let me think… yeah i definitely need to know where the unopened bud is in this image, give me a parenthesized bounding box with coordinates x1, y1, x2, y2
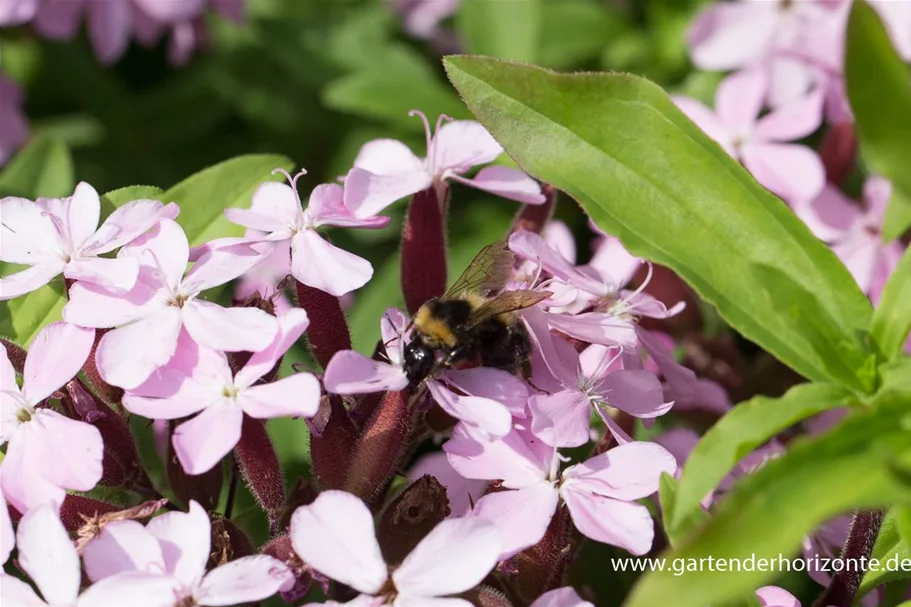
(820, 122, 857, 188)
(401, 186, 448, 315)
(310, 396, 357, 491)
(469, 585, 515, 607)
(510, 504, 576, 604)
(74, 498, 168, 552)
(208, 514, 255, 568)
(235, 415, 285, 536)
(82, 329, 124, 404)
(59, 495, 121, 533)
(377, 475, 450, 565)
(0, 338, 26, 373)
(295, 284, 352, 369)
(166, 420, 223, 511)
(509, 183, 557, 236)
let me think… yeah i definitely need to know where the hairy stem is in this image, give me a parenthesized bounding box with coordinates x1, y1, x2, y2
(811, 509, 885, 607)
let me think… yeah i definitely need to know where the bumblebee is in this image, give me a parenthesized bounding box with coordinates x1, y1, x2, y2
(402, 240, 551, 388)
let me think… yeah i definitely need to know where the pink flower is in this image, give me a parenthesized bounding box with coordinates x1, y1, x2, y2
(673, 70, 825, 204)
(225, 170, 386, 297)
(0, 489, 12, 565)
(0, 182, 176, 300)
(233, 229, 293, 314)
(0, 505, 91, 606)
(64, 218, 277, 389)
(755, 586, 801, 607)
(531, 587, 595, 607)
(796, 177, 905, 294)
(324, 307, 513, 439)
(290, 490, 502, 606)
(687, 0, 841, 107)
(80, 500, 291, 607)
(446, 427, 676, 558)
(0, 73, 28, 167)
(1, 0, 243, 65)
(123, 308, 319, 474)
(395, 0, 460, 39)
(0, 321, 103, 513)
(344, 110, 546, 218)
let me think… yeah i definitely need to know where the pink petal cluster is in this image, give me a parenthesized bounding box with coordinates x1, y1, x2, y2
(1, 182, 176, 300)
(0, 0, 244, 65)
(0, 321, 103, 513)
(123, 308, 320, 474)
(0, 72, 28, 167)
(291, 490, 502, 607)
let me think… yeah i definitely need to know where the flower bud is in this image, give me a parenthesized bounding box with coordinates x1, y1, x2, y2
(468, 586, 515, 607)
(344, 389, 412, 506)
(0, 337, 26, 373)
(310, 395, 358, 491)
(82, 329, 124, 405)
(295, 283, 351, 369)
(59, 495, 121, 533)
(510, 504, 576, 605)
(401, 185, 448, 315)
(209, 514, 255, 568)
(509, 183, 557, 235)
(820, 121, 857, 188)
(235, 415, 285, 536)
(74, 499, 168, 552)
(377, 474, 450, 565)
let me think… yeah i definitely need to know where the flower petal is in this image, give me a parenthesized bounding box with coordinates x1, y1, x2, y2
(754, 89, 824, 142)
(323, 350, 408, 395)
(77, 572, 183, 607)
(83, 200, 177, 254)
(183, 242, 266, 292)
(408, 453, 487, 517)
(431, 120, 502, 173)
(291, 230, 373, 296)
(0, 262, 64, 301)
(289, 490, 388, 595)
(546, 311, 637, 348)
(0, 432, 66, 512)
(444, 425, 550, 489)
(240, 372, 321, 419)
(426, 380, 512, 440)
(63, 280, 161, 328)
(122, 218, 188, 293)
(755, 586, 801, 607)
(458, 166, 545, 204)
(353, 138, 425, 176)
(562, 441, 677, 501)
(688, 2, 777, 71)
(28, 409, 103, 491)
(0, 196, 65, 264)
(740, 142, 825, 203)
(86, 0, 130, 63)
(182, 300, 278, 353)
(23, 321, 94, 404)
(715, 69, 767, 133)
(393, 517, 501, 597)
(342, 167, 432, 219)
(172, 401, 244, 475)
(0, 490, 12, 565)
(83, 520, 165, 582)
(562, 490, 655, 555)
(64, 182, 102, 249)
(528, 389, 592, 448)
(672, 97, 733, 154)
(597, 370, 673, 419)
(442, 367, 529, 417)
(65, 256, 139, 293)
(196, 555, 292, 606)
(470, 484, 558, 560)
(235, 307, 309, 388)
(530, 587, 594, 607)
(146, 501, 211, 588)
(17, 504, 81, 605)
(96, 307, 183, 389)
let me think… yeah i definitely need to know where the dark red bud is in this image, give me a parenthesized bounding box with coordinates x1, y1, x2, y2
(166, 420, 223, 511)
(377, 475, 451, 564)
(262, 535, 329, 603)
(65, 380, 151, 490)
(401, 185, 448, 315)
(509, 504, 576, 604)
(344, 390, 413, 507)
(277, 476, 319, 533)
(208, 514, 255, 568)
(59, 495, 120, 532)
(0, 338, 26, 373)
(82, 329, 124, 405)
(295, 283, 352, 369)
(468, 586, 515, 607)
(820, 122, 858, 188)
(310, 396, 358, 491)
(235, 415, 285, 536)
(424, 401, 458, 434)
(509, 183, 557, 236)
(74, 499, 168, 552)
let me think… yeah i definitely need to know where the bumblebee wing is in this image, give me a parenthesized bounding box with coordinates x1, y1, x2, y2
(444, 240, 514, 298)
(468, 289, 552, 325)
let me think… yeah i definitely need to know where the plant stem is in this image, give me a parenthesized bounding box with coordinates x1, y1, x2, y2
(811, 509, 884, 607)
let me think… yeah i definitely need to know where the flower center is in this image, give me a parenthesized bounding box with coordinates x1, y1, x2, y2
(379, 577, 398, 604)
(169, 292, 191, 308)
(222, 385, 240, 399)
(16, 406, 33, 423)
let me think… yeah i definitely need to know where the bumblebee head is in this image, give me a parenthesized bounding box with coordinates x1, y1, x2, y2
(403, 336, 435, 387)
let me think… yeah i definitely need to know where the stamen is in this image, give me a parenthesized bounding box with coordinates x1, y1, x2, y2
(143, 249, 178, 296)
(431, 113, 453, 177)
(408, 109, 433, 157)
(271, 167, 308, 203)
(588, 345, 623, 387)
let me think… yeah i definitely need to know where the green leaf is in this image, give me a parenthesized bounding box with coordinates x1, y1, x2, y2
(659, 472, 710, 549)
(457, 0, 542, 63)
(443, 56, 875, 391)
(161, 155, 293, 246)
(0, 280, 66, 347)
(99, 185, 167, 220)
(870, 246, 911, 361)
(625, 396, 911, 607)
(858, 507, 911, 597)
(672, 382, 852, 532)
(0, 137, 74, 198)
(845, 0, 911, 241)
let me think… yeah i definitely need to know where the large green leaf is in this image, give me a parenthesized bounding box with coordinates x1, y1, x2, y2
(845, 0, 911, 241)
(99, 185, 166, 219)
(625, 396, 911, 607)
(658, 472, 710, 549)
(0, 280, 66, 347)
(444, 56, 875, 391)
(161, 154, 293, 246)
(0, 136, 74, 198)
(672, 382, 852, 532)
(870, 246, 911, 361)
(457, 0, 542, 63)
(858, 506, 911, 597)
